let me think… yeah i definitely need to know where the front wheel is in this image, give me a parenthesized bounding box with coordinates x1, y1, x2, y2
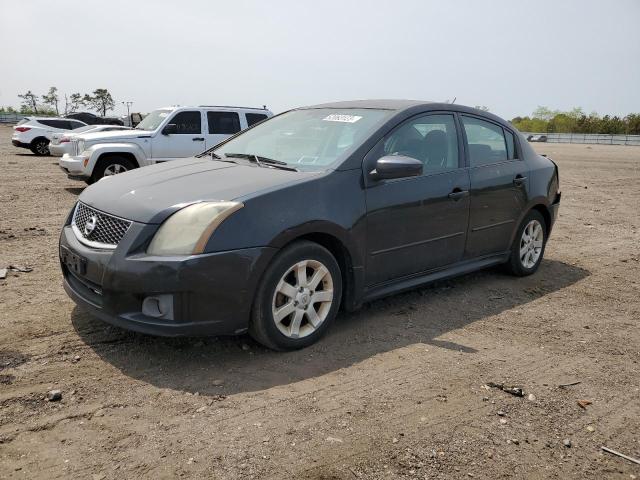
(506, 210, 547, 276)
(249, 241, 342, 350)
(92, 156, 135, 182)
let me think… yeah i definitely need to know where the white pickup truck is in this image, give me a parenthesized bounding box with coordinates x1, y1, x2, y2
(59, 105, 273, 183)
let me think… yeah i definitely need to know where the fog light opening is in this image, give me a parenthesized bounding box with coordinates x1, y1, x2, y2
(142, 295, 174, 320)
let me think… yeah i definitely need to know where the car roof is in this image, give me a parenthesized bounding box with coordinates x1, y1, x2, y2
(298, 99, 513, 128)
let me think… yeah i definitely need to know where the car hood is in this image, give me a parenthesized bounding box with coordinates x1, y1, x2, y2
(79, 157, 321, 223)
(79, 129, 148, 142)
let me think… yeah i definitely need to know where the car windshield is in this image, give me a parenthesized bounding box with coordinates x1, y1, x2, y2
(135, 109, 172, 131)
(213, 108, 392, 170)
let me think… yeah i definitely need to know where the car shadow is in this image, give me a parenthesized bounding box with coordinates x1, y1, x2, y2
(71, 258, 589, 396)
(65, 187, 85, 195)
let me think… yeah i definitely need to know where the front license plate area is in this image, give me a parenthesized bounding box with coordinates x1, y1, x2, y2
(60, 246, 87, 276)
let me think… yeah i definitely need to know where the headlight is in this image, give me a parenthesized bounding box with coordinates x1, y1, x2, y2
(77, 140, 85, 153)
(147, 202, 243, 255)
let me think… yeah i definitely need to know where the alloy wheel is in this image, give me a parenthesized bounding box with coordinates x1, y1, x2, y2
(104, 163, 128, 176)
(271, 259, 334, 339)
(35, 141, 49, 155)
(520, 219, 544, 268)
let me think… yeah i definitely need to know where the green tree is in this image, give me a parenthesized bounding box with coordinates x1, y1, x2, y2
(18, 90, 39, 114)
(67, 93, 85, 113)
(41, 87, 59, 115)
(84, 88, 116, 116)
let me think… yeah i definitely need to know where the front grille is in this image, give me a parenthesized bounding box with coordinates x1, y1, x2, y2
(72, 202, 132, 249)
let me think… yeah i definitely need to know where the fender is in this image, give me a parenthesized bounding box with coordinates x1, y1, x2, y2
(85, 142, 149, 175)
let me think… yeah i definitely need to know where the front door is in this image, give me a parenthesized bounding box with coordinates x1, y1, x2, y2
(152, 110, 205, 161)
(364, 113, 470, 286)
(460, 115, 530, 258)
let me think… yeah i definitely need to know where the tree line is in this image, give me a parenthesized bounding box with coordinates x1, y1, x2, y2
(0, 87, 116, 117)
(511, 107, 640, 135)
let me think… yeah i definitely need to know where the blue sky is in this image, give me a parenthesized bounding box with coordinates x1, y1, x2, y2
(1, 0, 638, 119)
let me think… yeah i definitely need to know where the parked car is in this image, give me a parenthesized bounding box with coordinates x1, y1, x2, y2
(58, 105, 273, 183)
(527, 134, 548, 142)
(12, 117, 87, 155)
(66, 112, 124, 126)
(59, 100, 561, 350)
(50, 125, 131, 157)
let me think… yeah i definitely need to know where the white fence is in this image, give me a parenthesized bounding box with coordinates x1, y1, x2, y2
(522, 132, 640, 146)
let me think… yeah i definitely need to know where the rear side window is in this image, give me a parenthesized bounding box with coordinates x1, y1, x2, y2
(505, 129, 517, 160)
(69, 121, 85, 129)
(208, 111, 241, 134)
(462, 116, 508, 167)
(246, 113, 268, 127)
(169, 111, 201, 134)
(38, 119, 72, 129)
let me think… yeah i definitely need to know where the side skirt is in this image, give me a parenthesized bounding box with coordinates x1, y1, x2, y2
(362, 252, 510, 303)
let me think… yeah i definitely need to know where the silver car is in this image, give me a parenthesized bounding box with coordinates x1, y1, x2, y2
(49, 125, 131, 157)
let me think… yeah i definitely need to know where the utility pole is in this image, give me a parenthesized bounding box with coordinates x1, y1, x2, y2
(122, 101, 133, 118)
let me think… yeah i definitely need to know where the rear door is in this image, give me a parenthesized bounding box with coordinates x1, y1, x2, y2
(461, 115, 529, 258)
(152, 110, 205, 161)
(204, 111, 242, 148)
(364, 112, 470, 286)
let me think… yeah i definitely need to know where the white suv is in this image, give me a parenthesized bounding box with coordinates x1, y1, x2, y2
(58, 105, 273, 183)
(12, 117, 88, 155)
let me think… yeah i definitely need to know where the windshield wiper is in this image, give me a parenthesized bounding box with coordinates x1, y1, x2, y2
(224, 153, 298, 171)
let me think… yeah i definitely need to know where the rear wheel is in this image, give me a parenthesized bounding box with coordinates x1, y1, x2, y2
(249, 241, 342, 350)
(30, 138, 50, 156)
(506, 210, 547, 276)
(92, 156, 135, 182)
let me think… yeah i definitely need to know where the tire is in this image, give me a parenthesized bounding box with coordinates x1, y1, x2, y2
(505, 210, 547, 276)
(249, 240, 342, 350)
(92, 156, 135, 182)
(30, 138, 50, 156)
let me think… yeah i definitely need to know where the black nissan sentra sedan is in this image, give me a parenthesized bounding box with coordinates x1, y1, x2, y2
(60, 100, 560, 350)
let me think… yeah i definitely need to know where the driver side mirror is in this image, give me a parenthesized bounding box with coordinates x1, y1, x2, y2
(162, 123, 177, 135)
(369, 155, 423, 180)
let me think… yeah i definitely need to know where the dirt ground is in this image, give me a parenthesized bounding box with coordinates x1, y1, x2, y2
(0, 125, 638, 479)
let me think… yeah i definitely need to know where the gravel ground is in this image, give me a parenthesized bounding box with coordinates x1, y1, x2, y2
(0, 125, 639, 479)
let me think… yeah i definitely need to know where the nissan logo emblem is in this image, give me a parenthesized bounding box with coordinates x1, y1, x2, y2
(84, 215, 98, 236)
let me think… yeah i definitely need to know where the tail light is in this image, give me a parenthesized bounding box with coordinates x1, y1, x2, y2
(60, 137, 70, 143)
(15, 127, 31, 132)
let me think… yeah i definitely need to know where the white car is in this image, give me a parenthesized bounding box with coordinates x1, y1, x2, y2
(49, 125, 131, 157)
(59, 105, 273, 183)
(12, 117, 87, 155)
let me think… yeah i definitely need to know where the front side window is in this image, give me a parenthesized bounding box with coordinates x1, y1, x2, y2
(246, 113, 268, 127)
(381, 114, 459, 174)
(462, 116, 508, 167)
(169, 111, 201, 134)
(213, 108, 392, 171)
(208, 112, 241, 134)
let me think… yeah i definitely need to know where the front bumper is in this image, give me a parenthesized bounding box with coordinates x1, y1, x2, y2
(50, 143, 72, 157)
(59, 154, 90, 179)
(60, 223, 277, 336)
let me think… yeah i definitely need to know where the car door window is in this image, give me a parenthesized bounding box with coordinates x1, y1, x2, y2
(462, 116, 509, 166)
(505, 129, 518, 160)
(69, 121, 85, 129)
(382, 114, 459, 174)
(208, 112, 241, 134)
(169, 111, 201, 134)
(246, 113, 268, 127)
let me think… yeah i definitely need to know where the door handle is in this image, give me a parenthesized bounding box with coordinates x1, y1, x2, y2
(192, 137, 205, 141)
(448, 188, 469, 201)
(513, 175, 527, 186)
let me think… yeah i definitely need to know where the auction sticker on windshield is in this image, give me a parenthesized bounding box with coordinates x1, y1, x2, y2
(323, 114, 362, 123)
